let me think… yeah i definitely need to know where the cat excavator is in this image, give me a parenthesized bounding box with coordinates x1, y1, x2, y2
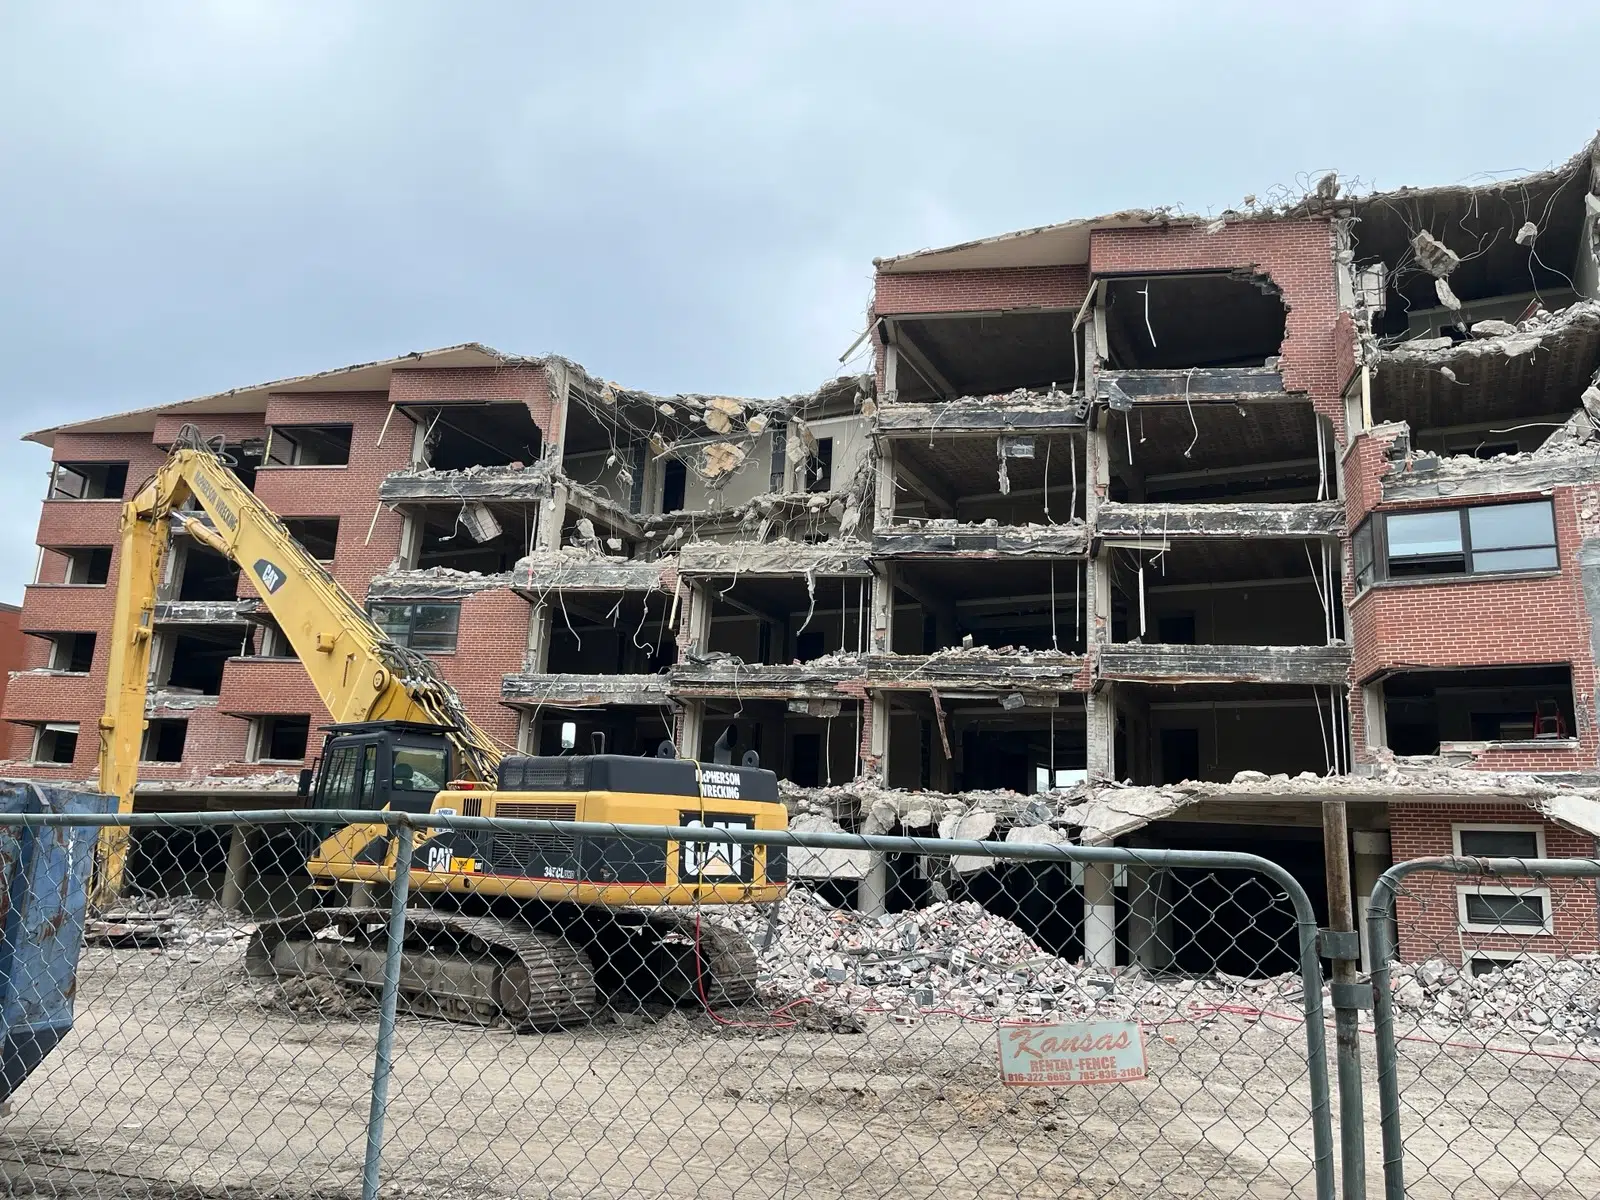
(97, 426, 786, 1026)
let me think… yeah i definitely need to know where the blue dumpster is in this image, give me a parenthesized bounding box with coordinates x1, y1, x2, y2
(0, 779, 113, 1104)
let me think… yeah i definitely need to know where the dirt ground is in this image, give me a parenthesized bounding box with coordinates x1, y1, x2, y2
(2, 939, 1596, 1200)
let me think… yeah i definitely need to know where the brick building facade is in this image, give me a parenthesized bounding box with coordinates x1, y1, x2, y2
(9, 144, 1600, 970)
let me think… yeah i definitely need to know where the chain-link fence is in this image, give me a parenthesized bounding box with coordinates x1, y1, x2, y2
(1368, 855, 1600, 1200)
(0, 806, 1351, 1200)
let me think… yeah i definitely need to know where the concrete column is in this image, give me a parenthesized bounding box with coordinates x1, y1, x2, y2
(868, 690, 891, 783)
(859, 853, 889, 916)
(1086, 681, 1116, 781)
(536, 478, 569, 554)
(396, 512, 422, 570)
(220, 824, 255, 911)
(678, 699, 705, 763)
(1352, 828, 1393, 970)
(1083, 861, 1117, 967)
(873, 437, 897, 531)
(525, 600, 552, 673)
(685, 581, 714, 657)
(871, 562, 895, 653)
(1128, 865, 1174, 971)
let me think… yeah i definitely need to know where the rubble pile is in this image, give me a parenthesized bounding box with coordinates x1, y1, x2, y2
(1389, 956, 1600, 1045)
(87, 900, 254, 949)
(706, 887, 1302, 1022)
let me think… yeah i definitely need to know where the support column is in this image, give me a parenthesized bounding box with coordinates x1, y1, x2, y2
(873, 438, 897, 531)
(1083, 861, 1117, 967)
(1086, 681, 1116, 781)
(220, 824, 255, 911)
(871, 562, 895, 653)
(859, 853, 888, 917)
(396, 511, 422, 570)
(1352, 828, 1393, 970)
(677, 699, 705, 763)
(536, 478, 569, 554)
(1127, 865, 1173, 971)
(867, 690, 890, 783)
(525, 600, 552, 673)
(685, 580, 714, 658)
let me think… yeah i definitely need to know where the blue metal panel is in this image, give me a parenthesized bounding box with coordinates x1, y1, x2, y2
(0, 780, 113, 1103)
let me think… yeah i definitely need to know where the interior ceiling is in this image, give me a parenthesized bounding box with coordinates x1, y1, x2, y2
(1353, 164, 1589, 319)
(1110, 537, 1320, 588)
(892, 312, 1078, 402)
(1381, 664, 1570, 693)
(1103, 274, 1286, 369)
(897, 432, 1083, 498)
(1107, 399, 1319, 477)
(421, 402, 544, 464)
(1372, 315, 1600, 429)
(708, 574, 867, 617)
(1122, 681, 1334, 705)
(896, 557, 1086, 605)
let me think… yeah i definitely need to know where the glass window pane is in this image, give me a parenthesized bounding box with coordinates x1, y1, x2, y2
(1386, 511, 1463, 558)
(1464, 891, 1545, 927)
(1354, 522, 1375, 586)
(1468, 501, 1554, 551)
(1471, 547, 1558, 573)
(1459, 829, 1540, 858)
(394, 747, 449, 792)
(410, 604, 459, 652)
(370, 603, 413, 645)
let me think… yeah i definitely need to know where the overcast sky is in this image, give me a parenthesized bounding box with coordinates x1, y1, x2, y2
(1, 1, 1596, 601)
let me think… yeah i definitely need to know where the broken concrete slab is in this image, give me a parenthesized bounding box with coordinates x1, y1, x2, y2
(1097, 643, 1351, 686)
(499, 672, 669, 707)
(669, 656, 865, 700)
(510, 552, 668, 594)
(866, 648, 1086, 692)
(1411, 229, 1462, 278)
(1097, 366, 1291, 400)
(1095, 500, 1343, 539)
(368, 566, 515, 599)
(676, 538, 872, 578)
(873, 389, 1087, 435)
(873, 519, 1089, 558)
(378, 463, 553, 503)
(1381, 447, 1600, 503)
(153, 599, 260, 625)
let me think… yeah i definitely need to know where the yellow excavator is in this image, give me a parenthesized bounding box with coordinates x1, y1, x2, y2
(97, 425, 787, 1025)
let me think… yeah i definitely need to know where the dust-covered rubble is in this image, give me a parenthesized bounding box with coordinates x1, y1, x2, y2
(1389, 956, 1600, 1046)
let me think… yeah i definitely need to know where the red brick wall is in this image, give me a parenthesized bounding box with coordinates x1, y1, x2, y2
(388, 365, 560, 449)
(0, 606, 22, 715)
(1389, 803, 1599, 963)
(428, 588, 530, 750)
(873, 266, 1090, 316)
(1348, 487, 1598, 769)
(151, 413, 269, 447)
(1089, 220, 1345, 432)
(1341, 424, 1401, 528)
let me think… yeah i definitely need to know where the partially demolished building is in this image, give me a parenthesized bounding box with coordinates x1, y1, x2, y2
(9, 138, 1600, 973)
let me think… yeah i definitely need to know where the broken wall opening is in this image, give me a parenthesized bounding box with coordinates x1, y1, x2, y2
(1106, 401, 1325, 502)
(156, 628, 243, 695)
(141, 718, 188, 762)
(283, 518, 339, 561)
(886, 692, 1087, 792)
(528, 705, 676, 758)
(415, 503, 532, 573)
(886, 312, 1080, 403)
(1379, 664, 1576, 753)
(890, 433, 1086, 524)
(175, 539, 241, 601)
(544, 591, 677, 674)
(1117, 683, 1343, 783)
(44, 631, 96, 673)
(1109, 539, 1338, 646)
(408, 402, 544, 470)
(1103, 273, 1286, 370)
(46, 546, 111, 586)
(892, 558, 1089, 654)
(50, 460, 129, 500)
(561, 402, 637, 508)
(702, 575, 872, 664)
(697, 698, 863, 786)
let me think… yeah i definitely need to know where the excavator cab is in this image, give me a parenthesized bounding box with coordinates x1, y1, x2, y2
(301, 721, 456, 815)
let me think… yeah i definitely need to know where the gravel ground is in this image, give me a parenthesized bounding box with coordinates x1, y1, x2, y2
(1, 926, 1596, 1199)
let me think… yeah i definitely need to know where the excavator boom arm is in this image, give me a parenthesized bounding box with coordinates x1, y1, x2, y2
(96, 427, 501, 895)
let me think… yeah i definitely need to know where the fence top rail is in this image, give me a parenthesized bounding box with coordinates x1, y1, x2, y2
(0, 805, 1313, 906)
(1367, 854, 1600, 921)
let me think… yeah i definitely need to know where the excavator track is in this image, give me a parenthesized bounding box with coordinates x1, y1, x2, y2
(246, 907, 598, 1028)
(245, 906, 760, 1028)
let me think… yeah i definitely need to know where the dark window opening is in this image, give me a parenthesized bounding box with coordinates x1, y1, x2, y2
(1382, 664, 1574, 754)
(283, 517, 339, 561)
(370, 602, 460, 653)
(890, 434, 1089, 525)
(804, 438, 834, 493)
(33, 724, 78, 764)
(1105, 403, 1322, 503)
(1103, 273, 1286, 370)
(142, 719, 188, 763)
(661, 459, 687, 513)
(703, 576, 870, 664)
(254, 715, 310, 762)
(60, 547, 112, 586)
(415, 505, 526, 573)
(177, 542, 240, 601)
(1458, 827, 1541, 858)
(891, 559, 1090, 655)
(50, 461, 128, 500)
(1160, 728, 1201, 784)
(1157, 613, 1196, 645)
(244, 617, 292, 659)
(1463, 891, 1546, 928)
(49, 632, 96, 673)
(1121, 684, 1338, 783)
(694, 699, 861, 789)
(1360, 501, 1557, 586)
(162, 631, 240, 695)
(413, 403, 543, 470)
(267, 424, 352, 467)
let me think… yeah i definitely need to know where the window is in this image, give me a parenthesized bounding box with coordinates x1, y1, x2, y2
(661, 459, 687, 513)
(1468, 952, 1524, 977)
(369, 602, 460, 652)
(1453, 824, 1544, 859)
(48, 632, 96, 673)
(32, 723, 79, 764)
(1458, 885, 1550, 933)
(283, 517, 339, 561)
(804, 438, 834, 493)
(266, 425, 352, 467)
(247, 618, 293, 658)
(1357, 500, 1557, 586)
(50, 461, 128, 500)
(141, 719, 188, 763)
(393, 746, 449, 794)
(249, 715, 310, 763)
(315, 742, 379, 809)
(59, 547, 112, 586)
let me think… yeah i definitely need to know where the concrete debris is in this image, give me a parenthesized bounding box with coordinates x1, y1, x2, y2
(701, 441, 748, 478)
(87, 900, 253, 949)
(1470, 319, 1516, 338)
(1389, 957, 1600, 1047)
(1411, 229, 1461, 278)
(1380, 299, 1600, 366)
(369, 564, 514, 598)
(1434, 277, 1461, 311)
(136, 769, 303, 793)
(1515, 220, 1539, 246)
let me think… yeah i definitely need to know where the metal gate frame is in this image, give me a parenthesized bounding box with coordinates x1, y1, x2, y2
(3, 807, 1342, 1200)
(1367, 854, 1600, 1200)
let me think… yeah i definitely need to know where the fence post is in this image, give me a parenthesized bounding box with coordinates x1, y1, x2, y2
(1365, 873, 1406, 1200)
(361, 815, 414, 1200)
(1322, 800, 1367, 1200)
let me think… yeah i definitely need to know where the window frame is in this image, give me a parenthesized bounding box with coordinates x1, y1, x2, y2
(367, 601, 461, 654)
(248, 714, 312, 764)
(1356, 499, 1559, 589)
(1456, 884, 1552, 935)
(1452, 822, 1546, 860)
(264, 424, 353, 468)
(31, 722, 80, 765)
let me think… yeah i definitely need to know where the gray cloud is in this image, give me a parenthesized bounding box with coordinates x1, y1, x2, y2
(2, 0, 1595, 599)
